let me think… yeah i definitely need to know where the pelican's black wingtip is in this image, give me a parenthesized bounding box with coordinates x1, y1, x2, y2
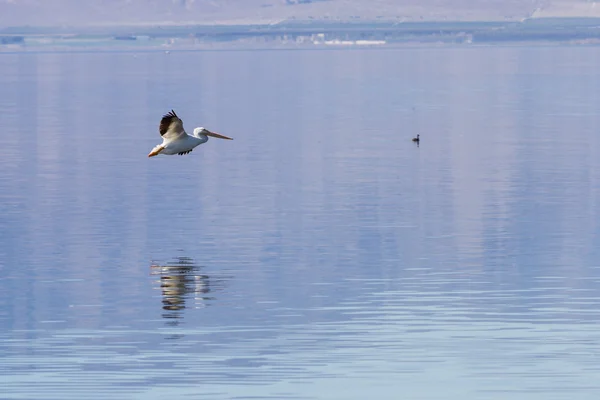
(163, 109, 178, 119)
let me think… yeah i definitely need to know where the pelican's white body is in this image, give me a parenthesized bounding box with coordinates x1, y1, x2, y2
(158, 128, 208, 155)
(150, 127, 211, 156)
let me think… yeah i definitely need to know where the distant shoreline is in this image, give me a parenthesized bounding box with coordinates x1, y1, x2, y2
(3, 42, 600, 55)
(3, 18, 600, 51)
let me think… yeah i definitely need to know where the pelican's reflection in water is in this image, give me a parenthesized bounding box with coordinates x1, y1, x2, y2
(150, 256, 229, 325)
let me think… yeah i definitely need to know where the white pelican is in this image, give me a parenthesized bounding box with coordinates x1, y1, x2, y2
(148, 110, 232, 157)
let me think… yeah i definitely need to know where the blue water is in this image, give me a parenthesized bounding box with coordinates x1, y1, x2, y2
(2, 46, 600, 399)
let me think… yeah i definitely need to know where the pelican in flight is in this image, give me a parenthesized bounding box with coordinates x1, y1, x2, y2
(148, 110, 232, 157)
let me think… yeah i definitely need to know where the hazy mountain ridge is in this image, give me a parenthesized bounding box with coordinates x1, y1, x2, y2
(1, 0, 599, 27)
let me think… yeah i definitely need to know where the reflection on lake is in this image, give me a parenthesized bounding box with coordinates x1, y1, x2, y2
(151, 256, 229, 323)
(2, 46, 600, 399)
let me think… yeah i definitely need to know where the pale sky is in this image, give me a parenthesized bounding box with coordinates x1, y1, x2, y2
(0, 0, 598, 28)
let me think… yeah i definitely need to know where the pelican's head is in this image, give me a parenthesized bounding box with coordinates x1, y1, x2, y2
(193, 127, 233, 140)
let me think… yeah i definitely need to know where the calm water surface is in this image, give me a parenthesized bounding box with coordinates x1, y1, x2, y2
(2, 46, 600, 399)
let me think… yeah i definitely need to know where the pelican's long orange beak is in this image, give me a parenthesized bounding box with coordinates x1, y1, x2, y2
(206, 131, 233, 140)
(148, 145, 165, 157)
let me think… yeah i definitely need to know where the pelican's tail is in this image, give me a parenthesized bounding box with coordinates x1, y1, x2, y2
(148, 144, 165, 157)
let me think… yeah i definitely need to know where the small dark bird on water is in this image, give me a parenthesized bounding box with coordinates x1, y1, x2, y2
(412, 134, 420, 143)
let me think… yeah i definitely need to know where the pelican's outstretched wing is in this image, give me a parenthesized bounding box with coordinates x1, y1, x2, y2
(159, 110, 185, 139)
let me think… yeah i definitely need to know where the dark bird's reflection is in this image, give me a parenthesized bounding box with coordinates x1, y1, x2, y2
(150, 256, 229, 325)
